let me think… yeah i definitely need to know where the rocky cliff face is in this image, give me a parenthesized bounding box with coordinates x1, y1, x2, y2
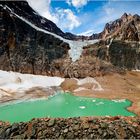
(0, 1, 140, 78)
(0, 2, 70, 75)
(0, 1, 68, 39)
(83, 39, 140, 71)
(109, 41, 140, 70)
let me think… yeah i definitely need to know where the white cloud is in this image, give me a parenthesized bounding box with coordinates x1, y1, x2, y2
(56, 9, 81, 30)
(66, 0, 88, 8)
(27, 0, 81, 31)
(104, 7, 115, 16)
(27, 0, 58, 23)
(77, 29, 94, 36)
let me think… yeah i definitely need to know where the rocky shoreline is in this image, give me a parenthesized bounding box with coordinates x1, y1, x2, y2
(0, 117, 140, 139)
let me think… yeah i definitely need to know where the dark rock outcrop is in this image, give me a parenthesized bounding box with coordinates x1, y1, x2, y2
(83, 40, 140, 71)
(0, 1, 66, 39)
(0, 2, 70, 75)
(109, 41, 140, 70)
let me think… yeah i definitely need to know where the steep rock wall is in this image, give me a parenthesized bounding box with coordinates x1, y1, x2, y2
(0, 6, 69, 75)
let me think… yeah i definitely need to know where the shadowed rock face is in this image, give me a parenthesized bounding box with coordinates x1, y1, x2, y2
(109, 41, 140, 70)
(0, 3, 70, 75)
(0, 1, 66, 38)
(83, 40, 140, 71)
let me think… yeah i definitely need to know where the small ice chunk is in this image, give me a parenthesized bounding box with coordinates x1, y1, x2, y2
(96, 102, 104, 105)
(112, 99, 126, 103)
(79, 106, 86, 109)
(92, 99, 96, 102)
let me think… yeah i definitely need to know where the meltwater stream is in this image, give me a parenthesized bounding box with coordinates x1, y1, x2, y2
(0, 93, 135, 123)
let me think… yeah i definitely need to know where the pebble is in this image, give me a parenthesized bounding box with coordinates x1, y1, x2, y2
(98, 128, 102, 135)
(83, 123, 89, 129)
(63, 128, 68, 133)
(48, 119, 55, 127)
(67, 132, 74, 138)
(55, 132, 60, 138)
(11, 123, 19, 132)
(68, 126, 73, 131)
(5, 128, 11, 137)
(38, 131, 42, 137)
(73, 124, 79, 130)
(128, 126, 135, 134)
(100, 123, 108, 128)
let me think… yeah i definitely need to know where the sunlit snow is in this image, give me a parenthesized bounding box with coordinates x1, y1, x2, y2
(0, 70, 64, 93)
(76, 77, 103, 91)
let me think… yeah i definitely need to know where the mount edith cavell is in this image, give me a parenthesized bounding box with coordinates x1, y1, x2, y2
(0, 0, 140, 139)
(1, 1, 140, 77)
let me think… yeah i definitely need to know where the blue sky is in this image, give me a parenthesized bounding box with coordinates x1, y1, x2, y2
(27, 0, 140, 35)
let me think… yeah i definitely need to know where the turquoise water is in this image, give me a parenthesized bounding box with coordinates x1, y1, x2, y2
(0, 93, 135, 123)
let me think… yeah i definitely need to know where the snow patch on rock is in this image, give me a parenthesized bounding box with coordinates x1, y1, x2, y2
(74, 87, 87, 92)
(132, 69, 140, 72)
(107, 38, 113, 49)
(76, 77, 103, 91)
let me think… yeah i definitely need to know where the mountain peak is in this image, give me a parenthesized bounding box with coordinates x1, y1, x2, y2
(121, 13, 132, 22)
(96, 12, 140, 41)
(121, 13, 128, 18)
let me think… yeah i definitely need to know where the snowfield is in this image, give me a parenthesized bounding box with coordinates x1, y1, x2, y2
(0, 70, 103, 99)
(0, 70, 65, 93)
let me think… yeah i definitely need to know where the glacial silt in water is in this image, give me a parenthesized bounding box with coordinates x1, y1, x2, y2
(0, 93, 135, 123)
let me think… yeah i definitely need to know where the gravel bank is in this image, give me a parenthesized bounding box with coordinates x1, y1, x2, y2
(0, 117, 140, 139)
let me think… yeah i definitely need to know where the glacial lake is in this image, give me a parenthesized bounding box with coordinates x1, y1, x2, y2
(0, 93, 135, 123)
